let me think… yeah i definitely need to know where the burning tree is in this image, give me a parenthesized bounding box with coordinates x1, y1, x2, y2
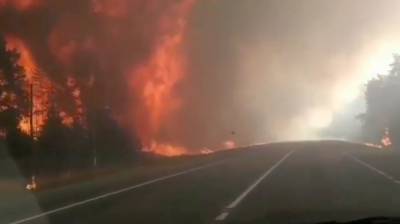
(0, 33, 141, 180)
(0, 35, 31, 158)
(0, 0, 197, 158)
(362, 54, 400, 148)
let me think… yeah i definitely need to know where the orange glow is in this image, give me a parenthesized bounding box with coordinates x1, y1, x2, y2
(91, 0, 128, 18)
(18, 116, 31, 135)
(200, 148, 214, 155)
(144, 141, 187, 157)
(64, 76, 85, 126)
(6, 36, 36, 82)
(131, 0, 195, 156)
(364, 128, 392, 149)
(223, 140, 236, 149)
(381, 128, 392, 147)
(0, 0, 42, 11)
(5, 36, 52, 136)
(4, 37, 83, 134)
(59, 111, 74, 127)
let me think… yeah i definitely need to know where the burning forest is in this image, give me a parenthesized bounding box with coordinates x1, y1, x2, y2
(0, 0, 204, 158)
(0, 0, 216, 190)
(3, 0, 400, 181)
(4, 1, 400, 222)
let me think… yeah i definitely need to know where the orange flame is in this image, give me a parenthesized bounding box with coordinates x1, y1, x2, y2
(5, 37, 84, 134)
(143, 141, 187, 157)
(131, 0, 195, 156)
(5, 36, 36, 82)
(63, 76, 85, 126)
(5, 35, 52, 135)
(364, 128, 392, 149)
(223, 140, 236, 149)
(381, 127, 392, 147)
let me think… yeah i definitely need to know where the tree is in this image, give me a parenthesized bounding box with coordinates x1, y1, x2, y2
(363, 54, 400, 146)
(37, 107, 70, 173)
(91, 107, 141, 166)
(67, 123, 92, 169)
(0, 35, 31, 158)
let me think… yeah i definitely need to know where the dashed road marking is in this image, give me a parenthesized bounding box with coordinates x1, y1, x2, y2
(215, 212, 229, 221)
(347, 153, 400, 183)
(214, 150, 294, 222)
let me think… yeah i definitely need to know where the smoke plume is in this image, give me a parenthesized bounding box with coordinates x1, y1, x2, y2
(2, 0, 400, 154)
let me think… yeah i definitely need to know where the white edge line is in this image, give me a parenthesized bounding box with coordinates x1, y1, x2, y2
(347, 153, 399, 183)
(214, 150, 294, 221)
(9, 160, 226, 224)
(215, 212, 229, 221)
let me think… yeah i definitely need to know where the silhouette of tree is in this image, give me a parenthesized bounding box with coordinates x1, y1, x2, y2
(0, 35, 31, 158)
(37, 106, 70, 173)
(92, 107, 140, 166)
(363, 54, 400, 146)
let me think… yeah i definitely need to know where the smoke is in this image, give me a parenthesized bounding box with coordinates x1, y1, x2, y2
(170, 0, 400, 149)
(0, 0, 195, 154)
(2, 0, 400, 154)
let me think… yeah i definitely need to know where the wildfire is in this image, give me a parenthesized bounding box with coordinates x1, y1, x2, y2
(364, 128, 392, 149)
(5, 36, 36, 82)
(381, 127, 392, 147)
(0, 0, 42, 11)
(223, 140, 236, 149)
(5, 35, 52, 136)
(131, 0, 195, 156)
(143, 141, 187, 157)
(1, 0, 218, 157)
(4, 35, 85, 135)
(64, 76, 84, 126)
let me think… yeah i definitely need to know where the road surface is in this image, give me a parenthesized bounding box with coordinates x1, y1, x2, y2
(4, 141, 400, 224)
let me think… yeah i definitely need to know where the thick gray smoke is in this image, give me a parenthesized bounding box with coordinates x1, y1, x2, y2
(171, 0, 400, 149)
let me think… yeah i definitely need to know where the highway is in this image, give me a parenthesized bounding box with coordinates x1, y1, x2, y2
(4, 141, 400, 224)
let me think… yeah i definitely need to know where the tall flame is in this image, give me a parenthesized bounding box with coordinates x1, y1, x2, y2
(131, 0, 195, 156)
(2, 0, 202, 156)
(5, 35, 52, 135)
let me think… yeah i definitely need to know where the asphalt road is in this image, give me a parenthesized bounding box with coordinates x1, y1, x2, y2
(5, 141, 400, 224)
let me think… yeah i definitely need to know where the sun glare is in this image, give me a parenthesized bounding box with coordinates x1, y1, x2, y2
(306, 108, 333, 129)
(364, 41, 400, 80)
(333, 41, 400, 113)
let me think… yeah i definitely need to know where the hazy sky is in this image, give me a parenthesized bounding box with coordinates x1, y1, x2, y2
(172, 0, 400, 148)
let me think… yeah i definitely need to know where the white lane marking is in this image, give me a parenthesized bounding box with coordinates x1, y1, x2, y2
(215, 212, 229, 221)
(9, 160, 226, 224)
(347, 153, 400, 183)
(214, 150, 294, 222)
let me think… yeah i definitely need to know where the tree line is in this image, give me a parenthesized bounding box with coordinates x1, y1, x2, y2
(0, 35, 142, 180)
(361, 54, 400, 147)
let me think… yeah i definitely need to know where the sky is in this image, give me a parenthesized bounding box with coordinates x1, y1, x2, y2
(2, 0, 400, 154)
